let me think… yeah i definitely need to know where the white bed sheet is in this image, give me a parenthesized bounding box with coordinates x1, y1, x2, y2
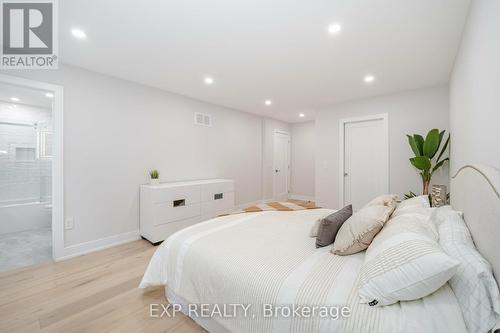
(140, 209, 468, 333)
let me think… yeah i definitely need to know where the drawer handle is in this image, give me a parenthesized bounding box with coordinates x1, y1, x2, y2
(173, 199, 186, 207)
(214, 193, 223, 200)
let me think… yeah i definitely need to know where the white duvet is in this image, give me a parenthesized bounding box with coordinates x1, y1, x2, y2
(140, 209, 468, 333)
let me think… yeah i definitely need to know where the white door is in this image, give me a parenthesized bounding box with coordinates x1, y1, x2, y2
(343, 117, 388, 210)
(273, 132, 290, 201)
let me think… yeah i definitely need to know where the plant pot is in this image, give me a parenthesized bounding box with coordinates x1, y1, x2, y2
(150, 178, 160, 185)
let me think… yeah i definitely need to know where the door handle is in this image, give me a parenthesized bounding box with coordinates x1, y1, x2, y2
(344, 172, 348, 177)
(275, 169, 280, 173)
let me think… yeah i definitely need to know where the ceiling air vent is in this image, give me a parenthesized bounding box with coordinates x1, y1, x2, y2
(194, 112, 212, 127)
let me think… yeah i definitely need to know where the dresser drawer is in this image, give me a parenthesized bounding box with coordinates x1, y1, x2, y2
(151, 185, 200, 204)
(201, 191, 234, 220)
(140, 179, 234, 244)
(201, 181, 234, 202)
(153, 202, 201, 226)
(141, 216, 201, 244)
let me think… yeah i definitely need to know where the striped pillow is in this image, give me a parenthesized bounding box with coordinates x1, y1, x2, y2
(436, 208, 500, 333)
(358, 212, 459, 306)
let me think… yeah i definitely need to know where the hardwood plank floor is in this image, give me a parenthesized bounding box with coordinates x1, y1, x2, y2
(0, 240, 206, 333)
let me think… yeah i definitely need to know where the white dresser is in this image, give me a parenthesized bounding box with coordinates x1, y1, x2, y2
(140, 179, 234, 244)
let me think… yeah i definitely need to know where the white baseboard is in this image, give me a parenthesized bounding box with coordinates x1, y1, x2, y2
(55, 230, 140, 261)
(289, 194, 315, 202)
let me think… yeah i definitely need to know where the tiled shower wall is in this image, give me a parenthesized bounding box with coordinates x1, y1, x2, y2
(0, 102, 52, 206)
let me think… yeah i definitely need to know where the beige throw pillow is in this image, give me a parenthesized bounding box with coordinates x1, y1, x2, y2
(331, 204, 395, 255)
(364, 194, 399, 208)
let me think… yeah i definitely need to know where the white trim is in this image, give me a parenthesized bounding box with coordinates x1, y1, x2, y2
(288, 194, 315, 202)
(272, 130, 291, 200)
(0, 74, 65, 260)
(55, 230, 140, 261)
(338, 113, 389, 208)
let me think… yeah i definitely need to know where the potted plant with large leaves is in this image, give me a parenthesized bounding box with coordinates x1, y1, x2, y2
(407, 129, 449, 195)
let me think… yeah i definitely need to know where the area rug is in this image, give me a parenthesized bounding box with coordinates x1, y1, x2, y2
(223, 199, 320, 216)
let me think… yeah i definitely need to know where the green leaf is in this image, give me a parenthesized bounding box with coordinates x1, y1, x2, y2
(149, 169, 159, 179)
(407, 135, 421, 156)
(432, 157, 449, 174)
(423, 129, 440, 158)
(438, 130, 445, 147)
(436, 134, 450, 163)
(410, 156, 431, 171)
(404, 191, 417, 200)
(414, 135, 424, 155)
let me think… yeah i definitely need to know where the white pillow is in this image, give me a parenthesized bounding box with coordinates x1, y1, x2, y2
(436, 208, 500, 333)
(309, 219, 321, 237)
(392, 195, 430, 217)
(430, 204, 464, 228)
(358, 212, 459, 306)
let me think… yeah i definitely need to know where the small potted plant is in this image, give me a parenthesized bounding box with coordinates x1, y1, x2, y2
(407, 128, 449, 194)
(149, 169, 160, 185)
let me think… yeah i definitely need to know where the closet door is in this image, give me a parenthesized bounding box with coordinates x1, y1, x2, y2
(343, 116, 388, 210)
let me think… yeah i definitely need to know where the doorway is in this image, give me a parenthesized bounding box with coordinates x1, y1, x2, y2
(339, 114, 389, 210)
(273, 130, 290, 201)
(0, 74, 63, 271)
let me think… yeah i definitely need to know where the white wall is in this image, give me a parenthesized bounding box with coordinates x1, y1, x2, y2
(290, 121, 315, 199)
(261, 118, 291, 200)
(450, 0, 500, 173)
(315, 85, 449, 209)
(1, 65, 265, 247)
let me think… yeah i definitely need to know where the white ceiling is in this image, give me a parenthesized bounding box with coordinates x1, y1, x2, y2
(59, 0, 470, 123)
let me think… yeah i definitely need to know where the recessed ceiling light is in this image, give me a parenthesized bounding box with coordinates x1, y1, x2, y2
(327, 23, 342, 35)
(204, 77, 214, 85)
(71, 28, 87, 39)
(364, 75, 375, 83)
(45, 92, 54, 98)
(10, 97, 19, 102)
(299, 113, 305, 118)
(264, 100, 272, 106)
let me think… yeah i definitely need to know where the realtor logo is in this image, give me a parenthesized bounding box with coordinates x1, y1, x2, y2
(1, 0, 58, 69)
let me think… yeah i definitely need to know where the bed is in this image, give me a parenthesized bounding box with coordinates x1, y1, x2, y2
(140, 164, 500, 333)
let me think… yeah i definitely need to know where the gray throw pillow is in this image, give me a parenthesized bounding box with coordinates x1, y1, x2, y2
(316, 205, 353, 248)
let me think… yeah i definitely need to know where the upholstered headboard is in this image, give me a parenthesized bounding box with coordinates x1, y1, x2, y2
(451, 164, 500, 282)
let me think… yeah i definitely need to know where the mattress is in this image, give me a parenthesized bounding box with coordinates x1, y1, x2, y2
(140, 209, 468, 333)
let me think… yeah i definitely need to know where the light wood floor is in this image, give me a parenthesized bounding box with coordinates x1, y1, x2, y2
(0, 240, 206, 333)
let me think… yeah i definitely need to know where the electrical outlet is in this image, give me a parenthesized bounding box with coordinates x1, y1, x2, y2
(65, 218, 74, 230)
